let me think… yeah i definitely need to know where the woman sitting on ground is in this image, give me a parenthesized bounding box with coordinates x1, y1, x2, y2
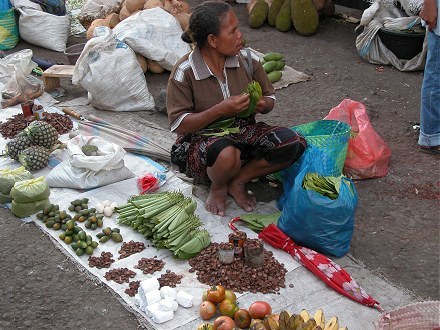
(166, 0, 307, 216)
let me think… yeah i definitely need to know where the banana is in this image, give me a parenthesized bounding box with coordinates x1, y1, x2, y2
(297, 319, 318, 330)
(338, 328, 348, 330)
(313, 309, 325, 329)
(263, 314, 280, 330)
(312, 327, 323, 330)
(300, 309, 311, 322)
(288, 314, 304, 329)
(278, 310, 291, 330)
(324, 317, 339, 330)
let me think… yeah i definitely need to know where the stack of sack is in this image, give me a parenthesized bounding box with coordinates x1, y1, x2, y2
(134, 277, 193, 324)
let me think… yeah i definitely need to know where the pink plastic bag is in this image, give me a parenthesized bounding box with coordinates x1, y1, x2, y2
(325, 99, 391, 179)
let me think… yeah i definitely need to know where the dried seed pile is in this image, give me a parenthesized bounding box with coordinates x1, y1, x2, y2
(188, 243, 287, 294)
(104, 268, 136, 284)
(118, 241, 145, 260)
(135, 257, 165, 274)
(125, 280, 141, 297)
(0, 113, 73, 139)
(158, 270, 183, 288)
(88, 251, 115, 269)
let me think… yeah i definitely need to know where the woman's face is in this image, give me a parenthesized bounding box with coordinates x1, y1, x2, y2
(213, 10, 243, 56)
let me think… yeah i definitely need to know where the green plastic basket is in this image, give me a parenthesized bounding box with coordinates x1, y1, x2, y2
(292, 120, 351, 176)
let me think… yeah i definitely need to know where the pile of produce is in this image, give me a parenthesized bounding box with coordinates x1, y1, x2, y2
(10, 176, 51, 218)
(0, 166, 33, 204)
(188, 242, 287, 294)
(260, 52, 285, 84)
(4, 120, 61, 171)
(198, 292, 348, 330)
(247, 0, 335, 35)
(82, 0, 191, 74)
(116, 191, 211, 259)
(0, 113, 73, 139)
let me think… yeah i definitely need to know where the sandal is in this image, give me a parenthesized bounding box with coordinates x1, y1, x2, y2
(419, 145, 440, 155)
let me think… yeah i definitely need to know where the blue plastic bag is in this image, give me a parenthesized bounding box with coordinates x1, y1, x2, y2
(277, 146, 358, 257)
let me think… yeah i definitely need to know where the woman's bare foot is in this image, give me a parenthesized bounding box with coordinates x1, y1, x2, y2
(205, 185, 228, 216)
(228, 181, 256, 212)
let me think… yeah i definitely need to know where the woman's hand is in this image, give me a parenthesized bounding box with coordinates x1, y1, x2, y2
(420, 0, 437, 31)
(221, 94, 251, 116)
(254, 97, 274, 114)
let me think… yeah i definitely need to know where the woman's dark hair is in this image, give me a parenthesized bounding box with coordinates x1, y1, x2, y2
(181, 1, 231, 47)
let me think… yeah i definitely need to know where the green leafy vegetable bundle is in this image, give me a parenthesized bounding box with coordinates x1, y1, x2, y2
(115, 191, 211, 259)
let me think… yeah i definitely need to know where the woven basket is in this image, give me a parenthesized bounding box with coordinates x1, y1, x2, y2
(375, 301, 440, 330)
(292, 120, 351, 176)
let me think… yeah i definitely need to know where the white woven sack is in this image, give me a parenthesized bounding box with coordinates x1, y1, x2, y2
(113, 8, 191, 71)
(16, 7, 70, 52)
(72, 26, 155, 112)
(45, 134, 135, 189)
(67, 135, 126, 171)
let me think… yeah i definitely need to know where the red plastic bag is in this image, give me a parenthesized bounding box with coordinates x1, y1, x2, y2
(324, 99, 391, 179)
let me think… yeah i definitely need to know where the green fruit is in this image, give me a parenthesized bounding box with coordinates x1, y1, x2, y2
(85, 246, 94, 255)
(99, 235, 111, 243)
(268, 70, 283, 83)
(97, 218, 103, 227)
(276, 0, 292, 32)
(61, 224, 67, 231)
(84, 222, 91, 229)
(68, 205, 75, 212)
(65, 229, 74, 236)
(36, 213, 43, 220)
(72, 234, 79, 242)
(96, 232, 105, 239)
(91, 241, 99, 248)
(86, 235, 92, 245)
(78, 241, 88, 249)
(91, 223, 98, 230)
(111, 228, 120, 233)
(268, 0, 286, 26)
(263, 61, 278, 73)
(52, 223, 61, 230)
(103, 227, 112, 236)
(43, 205, 53, 215)
(64, 236, 73, 244)
(248, 0, 269, 29)
(59, 233, 66, 240)
(66, 219, 75, 230)
(46, 220, 55, 228)
(75, 248, 85, 256)
(275, 60, 285, 70)
(291, 0, 319, 36)
(71, 242, 78, 251)
(263, 52, 284, 62)
(81, 198, 89, 204)
(111, 232, 123, 243)
(78, 231, 86, 241)
(73, 226, 82, 234)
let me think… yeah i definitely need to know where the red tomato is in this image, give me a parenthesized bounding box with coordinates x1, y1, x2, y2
(224, 290, 236, 303)
(248, 301, 272, 319)
(199, 301, 217, 320)
(218, 299, 238, 318)
(213, 316, 236, 330)
(234, 309, 251, 329)
(206, 285, 226, 304)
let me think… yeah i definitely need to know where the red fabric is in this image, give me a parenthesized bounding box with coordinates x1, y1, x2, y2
(259, 224, 383, 311)
(137, 173, 159, 194)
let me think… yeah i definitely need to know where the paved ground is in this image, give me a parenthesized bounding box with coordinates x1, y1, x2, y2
(0, 2, 438, 329)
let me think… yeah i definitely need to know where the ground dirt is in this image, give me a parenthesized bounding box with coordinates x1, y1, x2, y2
(0, 2, 439, 330)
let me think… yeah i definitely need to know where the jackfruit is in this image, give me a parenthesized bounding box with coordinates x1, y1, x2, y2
(275, 0, 292, 32)
(248, 0, 269, 29)
(268, 0, 286, 26)
(291, 0, 319, 36)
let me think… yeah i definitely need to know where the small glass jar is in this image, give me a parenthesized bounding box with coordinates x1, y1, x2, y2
(218, 242, 235, 265)
(21, 101, 34, 118)
(243, 238, 264, 268)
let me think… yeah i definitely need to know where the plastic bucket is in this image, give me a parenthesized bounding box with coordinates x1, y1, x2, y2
(64, 43, 86, 65)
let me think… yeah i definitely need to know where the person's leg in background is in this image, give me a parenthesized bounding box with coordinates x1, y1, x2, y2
(419, 20, 440, 154)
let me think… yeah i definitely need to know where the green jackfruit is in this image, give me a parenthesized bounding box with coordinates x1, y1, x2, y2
(248, 0, 269, 29)
(275, 0, 292, 32)
(291, 0, 319, 36)
(268, 0, 286, 26)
